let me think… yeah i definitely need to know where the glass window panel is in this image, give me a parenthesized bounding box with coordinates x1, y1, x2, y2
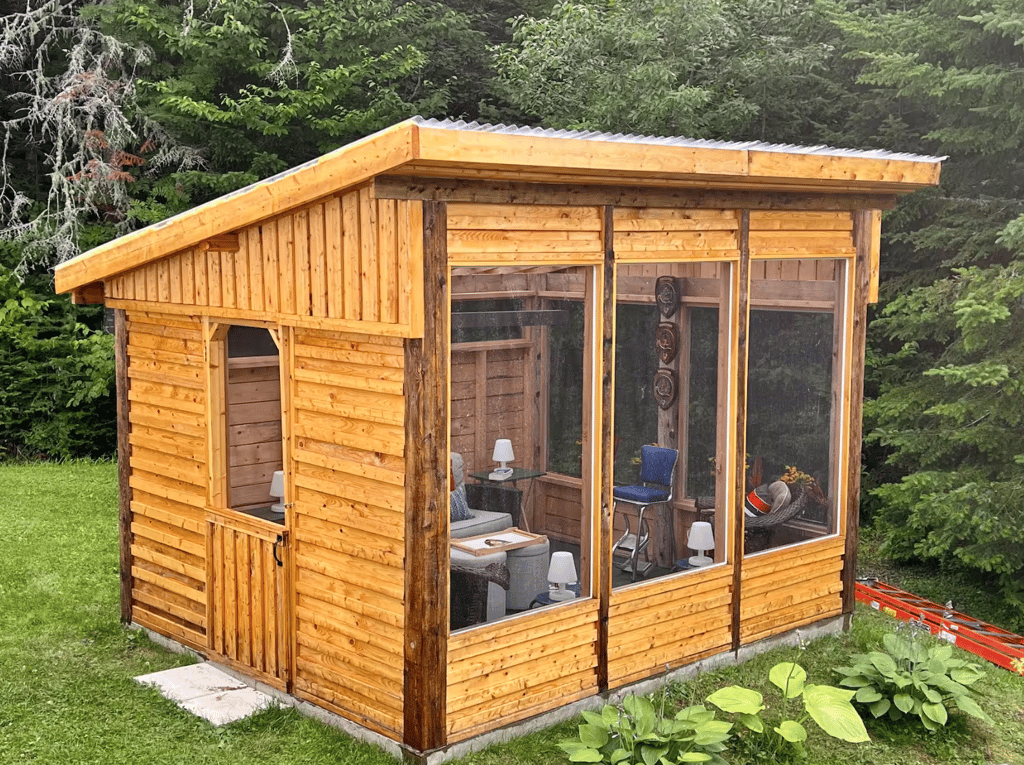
(450, 266, 594, 631)
(612, 264, 731, 588)
(744, 259, 844, 554)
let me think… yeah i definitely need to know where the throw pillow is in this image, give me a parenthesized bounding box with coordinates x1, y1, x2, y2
(450, 485, 472, 522)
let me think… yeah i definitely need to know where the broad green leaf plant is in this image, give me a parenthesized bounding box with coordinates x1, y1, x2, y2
(706, 661, 869, 761)
(558, 694, 732, 765)
(835, 628, 992, 730)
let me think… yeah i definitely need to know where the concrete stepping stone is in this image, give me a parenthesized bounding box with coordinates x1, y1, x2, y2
(135, 662, 274, 726)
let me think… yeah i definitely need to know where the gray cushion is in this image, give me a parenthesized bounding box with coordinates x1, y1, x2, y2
(451, 509, 513, 538)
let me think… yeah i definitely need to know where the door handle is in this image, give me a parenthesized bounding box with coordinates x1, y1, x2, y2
(273, 534, 285, 567)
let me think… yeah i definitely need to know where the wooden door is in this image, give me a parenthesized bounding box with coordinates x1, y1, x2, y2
(207, 512, 290, 690)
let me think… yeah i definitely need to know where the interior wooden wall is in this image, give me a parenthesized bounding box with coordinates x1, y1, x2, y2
(289, 327, 407, 739)
(226, 358, 282, 509)
(450, 344, 533, 477)
(124, 310, 208, 651)
(106, 188, 423, 335)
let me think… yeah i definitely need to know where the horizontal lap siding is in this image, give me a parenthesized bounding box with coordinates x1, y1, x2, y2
(749, 212, 854, 265)
(740, 537, 846, 644)
(447, 203, 603, 264)
(290, 328, 406, 739)
(126, 311, 208, 650)
(614, 209, 740, 261)
(446, 600, 600, 741)
(607, 567, 733, 688)
(106, 192, 423, 336)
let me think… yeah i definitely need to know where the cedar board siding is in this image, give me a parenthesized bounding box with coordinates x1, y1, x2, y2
(607, 566, 734, 688)
(125, 311, 209, 650)
(447, 203, 604, 264)
(206, 511, 290, 687)
(749, 211, 855, 259)
(446, 600, 600, 741)
(613, 208, 740, 261)
(740, 536, 847, 643)
(290, 328, 407, 738)
(106, 189, 423, 337)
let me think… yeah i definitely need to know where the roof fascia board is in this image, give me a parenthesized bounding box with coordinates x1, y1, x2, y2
(414, 124, 750, 180)
(415, 125, 941, 191)
(55, 120, 420, 293)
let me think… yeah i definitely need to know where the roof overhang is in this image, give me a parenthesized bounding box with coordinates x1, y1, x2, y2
(55, 118, 943, 294)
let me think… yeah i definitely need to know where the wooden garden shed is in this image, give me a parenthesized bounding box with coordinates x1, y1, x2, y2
(55, 117, 941, 760)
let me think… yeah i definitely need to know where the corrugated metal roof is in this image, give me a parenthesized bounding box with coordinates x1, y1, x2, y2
(412, 116, 946, 164)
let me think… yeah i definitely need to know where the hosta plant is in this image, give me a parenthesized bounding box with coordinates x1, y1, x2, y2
(706, 662, 869, 761)
(835, 631, 992, 730)
(558, 693, 732, 764)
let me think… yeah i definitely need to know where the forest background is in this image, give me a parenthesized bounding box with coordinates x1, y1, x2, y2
(2, 0, 1023, 609)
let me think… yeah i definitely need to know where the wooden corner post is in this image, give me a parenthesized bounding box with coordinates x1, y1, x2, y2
(403, 200, 449, 752)
(842, 211, 874, 615)
(731, 211, 751, 651)
(114, 308, 133, 624)
(597, 206, 615, 691)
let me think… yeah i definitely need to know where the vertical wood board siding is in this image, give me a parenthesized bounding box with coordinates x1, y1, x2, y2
(125, 311, 208, 649)
(289, 327, 407, 738)
(105, 193, 423, 335)
(446, 601, 600, 741)
(207, 518, 289, 687)
(447, 203, 603, 263)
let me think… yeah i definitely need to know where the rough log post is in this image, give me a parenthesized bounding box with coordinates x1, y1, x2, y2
(597, 206, 615, 691)
(843, 211, 874, 615)
(115, 308, 133, 624)
(731, 211, 751, 651)
(403, 201, 449, 752)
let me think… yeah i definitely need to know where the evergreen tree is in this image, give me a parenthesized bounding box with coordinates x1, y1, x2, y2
(822, 0, 1024, 604)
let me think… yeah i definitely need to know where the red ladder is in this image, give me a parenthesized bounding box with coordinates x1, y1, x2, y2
(855, 578, 1024, 673)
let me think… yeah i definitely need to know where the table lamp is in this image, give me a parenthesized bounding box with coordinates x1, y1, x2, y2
(687, 521, 715, 567)
(489, 438, 515, 480)
(547, 551, 578, 601)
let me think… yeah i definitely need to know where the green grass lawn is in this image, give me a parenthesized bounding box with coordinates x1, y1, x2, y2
(2, 461, 1022, 764)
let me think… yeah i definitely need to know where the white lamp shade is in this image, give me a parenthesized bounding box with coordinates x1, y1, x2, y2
(687, 521, 715, 552)
(547, 551, 578, 584)
(270, 470, 285, 499)
(492, 438, 515, 464)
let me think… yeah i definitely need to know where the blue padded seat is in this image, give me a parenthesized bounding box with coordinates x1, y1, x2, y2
(613, 485, 670, 503)
(611, 445, 678, 582)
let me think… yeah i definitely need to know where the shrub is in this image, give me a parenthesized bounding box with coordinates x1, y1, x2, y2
(835, 629, 992, 731)
(707, 661, 868, 761)
(0, 258, 115, 459)
(558, 694, 732, 764)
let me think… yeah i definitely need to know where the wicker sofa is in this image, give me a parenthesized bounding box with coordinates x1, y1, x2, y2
(449, 453, 512, 626)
